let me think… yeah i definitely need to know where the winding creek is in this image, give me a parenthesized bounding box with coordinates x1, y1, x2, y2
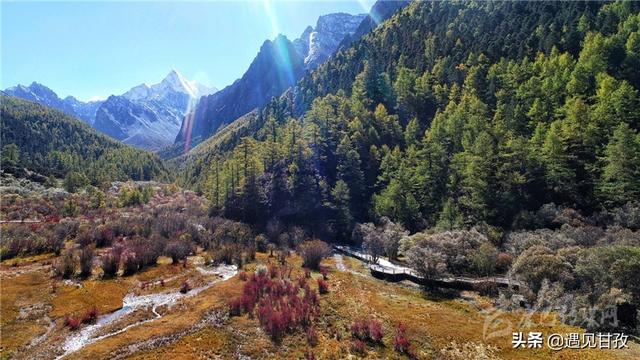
(56, 264, 237, 359)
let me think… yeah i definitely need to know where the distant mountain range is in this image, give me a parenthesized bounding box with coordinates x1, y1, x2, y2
(5, 10, 381, 153)
(174, 12, 366, 151)
(4, 70, 216, 151)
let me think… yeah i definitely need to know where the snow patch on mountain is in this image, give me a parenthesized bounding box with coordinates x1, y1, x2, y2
(5, 70, 217, 151)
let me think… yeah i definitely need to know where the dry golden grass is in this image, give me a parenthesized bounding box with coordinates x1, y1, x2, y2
(0, 271, 53, 358)
(121, 254, 639, 360)
(2, 252, 638, 360)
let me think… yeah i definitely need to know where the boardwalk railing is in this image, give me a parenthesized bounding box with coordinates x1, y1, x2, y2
(334, 245, 521, 291)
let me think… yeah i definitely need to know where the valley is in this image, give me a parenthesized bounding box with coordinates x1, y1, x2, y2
(0, 181, 636, 359)
(2, 0, 640, 358)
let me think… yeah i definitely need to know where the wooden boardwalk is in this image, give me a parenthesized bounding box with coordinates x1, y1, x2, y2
(334, 245, 522, 291)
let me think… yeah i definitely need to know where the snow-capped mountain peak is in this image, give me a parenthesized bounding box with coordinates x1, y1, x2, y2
(158, 69, 194, 96)
(123, 83, 151, 101)
(124, 70, 216, 102)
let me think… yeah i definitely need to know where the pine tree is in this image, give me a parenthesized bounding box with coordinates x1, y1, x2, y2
(599, 123, 640, 207)
(331, 180, 353, 240)
(541, 121, 576, 202)
(336, 135, 364, 218)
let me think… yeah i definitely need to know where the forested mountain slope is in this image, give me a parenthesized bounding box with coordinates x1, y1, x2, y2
(1, 95, 168, 184)
(177, 0, 640, 238)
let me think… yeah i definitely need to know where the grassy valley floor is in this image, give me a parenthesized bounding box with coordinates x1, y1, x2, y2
(2, 251, 638, 359)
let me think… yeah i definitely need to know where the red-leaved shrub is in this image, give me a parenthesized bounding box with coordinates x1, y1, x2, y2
(81, 306, 99, 324)
(393, 323, 413, 355)
(65, 316, 81, 330)
(351, 339, 366, 354)
(317, 278, 329, 294)
(239, 271, 248, 281)
(320, 266, 328, 280)
(351, 318, 384, 344)
(227, 265, 321, 342)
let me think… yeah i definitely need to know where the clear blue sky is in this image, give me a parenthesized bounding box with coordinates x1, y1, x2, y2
(1, 1, 371, 101)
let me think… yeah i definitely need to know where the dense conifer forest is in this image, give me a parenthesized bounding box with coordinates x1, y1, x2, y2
(1, 95, 168, 185)
(177, 0, 640, 235)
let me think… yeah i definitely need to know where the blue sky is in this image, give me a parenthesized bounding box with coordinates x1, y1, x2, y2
(1, 1, 371, 101)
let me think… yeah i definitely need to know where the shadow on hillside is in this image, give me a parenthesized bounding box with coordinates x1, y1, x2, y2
(419, 286, 462, 302)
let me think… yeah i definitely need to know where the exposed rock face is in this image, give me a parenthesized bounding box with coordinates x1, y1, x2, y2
(175, 12, 366, 151)
(175, 35, 306, 149)
(337, 0, 411, 51)
(294, 13, 366, 70)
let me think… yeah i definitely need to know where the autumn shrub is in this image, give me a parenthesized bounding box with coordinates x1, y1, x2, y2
(211, 243, 241, 265)
(153, 212, 187, 238)
(64, 316, 81, 330)
(298, 240, 331, 270)
(351, 339, 366, 354)
(319, 266, 328, 280)
(317, 278, 329, 294)
(54, 219, 79, 242)
(257, 300, 289, 342)
(227, 265, 321, 342)
(101, 250, 120, 278)
(54, 249, 76, 279)
(351, 318, 384, 344)
(0, 226, 40, 259)
(393, 323, 413, 355)
(48, 233, 66, 256)
(130, 235, 164, 269)
(495, 252, 513, 273)
(121, 250, 139, 276)
(611, 202, 640, 230)
(406, 230, 491, 276)
(81, 306, 99, 324)
(268, 264, 280, 279)
(255, 234, 269, 252)
(510, 245, 574, 292)
(229, 297, 243, 316)
(210, 218, 255, 248)
(504, 229, 575, 256)
(180, 280, 191, 294)
(239, 271, 248, 281)
(306, 326, 318, 346)
(75, 225, 94, 247)
(78, 247, 94, 278)
(165, 239, 192, 264)
(94, 225, 115, 248)
(304, 349, 316, 360)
